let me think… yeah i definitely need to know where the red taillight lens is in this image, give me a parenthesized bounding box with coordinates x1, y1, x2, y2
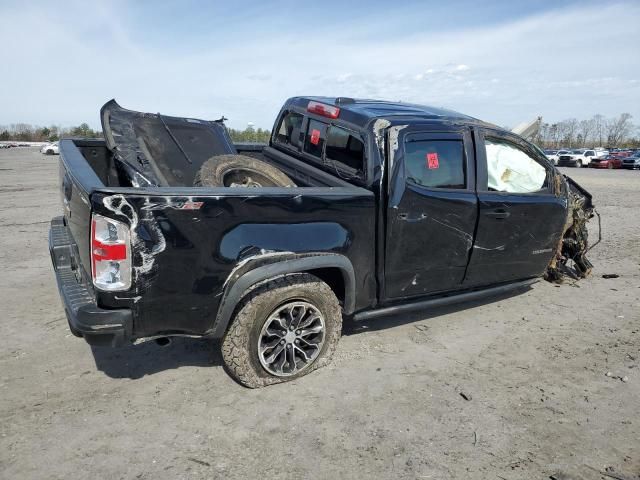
(91, 214, 131, 291)
(307, 101, 340, 119)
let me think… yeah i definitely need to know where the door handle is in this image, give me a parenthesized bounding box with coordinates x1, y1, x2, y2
(397, 212, 427, 222)
(484, 209, 510, 219)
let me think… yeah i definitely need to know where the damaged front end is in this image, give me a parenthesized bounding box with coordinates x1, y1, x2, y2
(545, 175, 600, 282)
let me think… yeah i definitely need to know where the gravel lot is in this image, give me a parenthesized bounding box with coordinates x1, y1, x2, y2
(1, 147, 639, 480)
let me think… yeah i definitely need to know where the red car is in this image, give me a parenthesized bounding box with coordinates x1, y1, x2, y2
(589, 155, 623, 169)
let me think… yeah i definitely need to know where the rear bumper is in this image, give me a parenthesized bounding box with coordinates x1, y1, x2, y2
(49, 216, 132, 347)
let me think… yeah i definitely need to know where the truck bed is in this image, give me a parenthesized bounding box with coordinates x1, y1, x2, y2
(74, 139, 358, 189)
(58, 138, 376, 340)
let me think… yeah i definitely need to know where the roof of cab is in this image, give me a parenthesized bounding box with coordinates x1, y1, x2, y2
(285, 96, 481, 128)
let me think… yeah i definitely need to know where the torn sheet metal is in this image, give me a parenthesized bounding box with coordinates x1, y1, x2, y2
(545, 176, 598, 282)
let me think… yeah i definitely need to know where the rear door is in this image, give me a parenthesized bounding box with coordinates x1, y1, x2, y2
(383, 127, 477, 299)
(463, 129, 566, 287)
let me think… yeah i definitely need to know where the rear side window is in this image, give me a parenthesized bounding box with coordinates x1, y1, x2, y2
(304, 119, 327, 158)
(274, 111, 303, 148)
(325, 126, 365, 175)
(485, 138, 548, 193)
(403, 139, 466, 189)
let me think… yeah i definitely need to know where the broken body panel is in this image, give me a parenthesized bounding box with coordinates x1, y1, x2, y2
(51, 97, 596, 347)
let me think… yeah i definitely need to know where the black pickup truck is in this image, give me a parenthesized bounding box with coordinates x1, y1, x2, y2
(49, 97, 595, 387)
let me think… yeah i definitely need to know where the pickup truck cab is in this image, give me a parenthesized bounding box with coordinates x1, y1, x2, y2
(49, 97, 595, 387)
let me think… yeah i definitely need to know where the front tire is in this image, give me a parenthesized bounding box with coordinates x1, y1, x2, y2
(576, 160, 582, 168)
(221, 273, 342, 388)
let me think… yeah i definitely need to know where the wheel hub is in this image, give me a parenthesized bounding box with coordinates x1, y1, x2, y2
(257, 301, 325, 377)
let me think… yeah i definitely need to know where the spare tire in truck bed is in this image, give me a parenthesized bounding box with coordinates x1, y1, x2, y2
(193, 154, 296, 188)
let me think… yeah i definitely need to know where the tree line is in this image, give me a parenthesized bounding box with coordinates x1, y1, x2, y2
(0, 123, 102, 142)
(226, 126, 271, 143)
(532, 113, 638, 149)
(0, 122, 271, 144)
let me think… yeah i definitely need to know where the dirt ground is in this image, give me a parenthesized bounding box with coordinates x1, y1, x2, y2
(1, 147, 638, 480)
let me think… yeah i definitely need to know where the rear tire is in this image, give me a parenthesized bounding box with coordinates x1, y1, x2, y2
(193, 154, 296, 188)
(221, 274, 342, 388)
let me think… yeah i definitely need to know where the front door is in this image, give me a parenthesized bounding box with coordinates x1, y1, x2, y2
(463, 129, 567, 286)
(384, 127, 478, 300)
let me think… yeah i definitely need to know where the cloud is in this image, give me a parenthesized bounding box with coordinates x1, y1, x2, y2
(0, 1, 638, 130)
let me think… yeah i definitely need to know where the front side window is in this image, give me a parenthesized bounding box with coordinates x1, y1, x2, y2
(485, 138, 548, 193)
(325, 126, 365, 175)
(403, 139, 466, 189)
(274, 111, 303, 148)
(304, 119, 328, 158)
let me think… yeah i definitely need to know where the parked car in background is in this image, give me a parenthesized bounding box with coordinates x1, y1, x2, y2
(621, 152, 640, 170)
(557, 149, 606, 167)
(545, 149, 570, 165)
(589, 155, 622, 169)
(41, 142, 59, 155)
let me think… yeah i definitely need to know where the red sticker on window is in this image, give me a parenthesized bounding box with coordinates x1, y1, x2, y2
(310, 129, 321, 145)
(426, 152, 439, 169)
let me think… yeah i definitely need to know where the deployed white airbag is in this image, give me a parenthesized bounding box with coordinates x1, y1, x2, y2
(486, 140, 546, 193)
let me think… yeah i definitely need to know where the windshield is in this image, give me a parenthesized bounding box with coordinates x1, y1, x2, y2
(572, 149, 585, 154)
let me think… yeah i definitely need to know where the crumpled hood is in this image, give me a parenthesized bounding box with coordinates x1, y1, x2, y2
(100, 99, 236, 187)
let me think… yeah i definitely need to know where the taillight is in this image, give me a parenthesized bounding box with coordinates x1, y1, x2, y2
(307, 101, 340, 119)
(91, 214, 131, 291)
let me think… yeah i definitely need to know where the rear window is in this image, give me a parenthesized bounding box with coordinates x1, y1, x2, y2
(274, 111, 303, 149)
(325, 126, 365, 175)
(304, 119, 327, 158)
(404, 139, 466, 189)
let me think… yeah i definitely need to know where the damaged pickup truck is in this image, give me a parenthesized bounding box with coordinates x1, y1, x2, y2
(49, 97, 596, 387)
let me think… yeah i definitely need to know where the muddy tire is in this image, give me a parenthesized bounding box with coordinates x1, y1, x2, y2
(221, 274, 342, 388)
(193, 154, 296, 188)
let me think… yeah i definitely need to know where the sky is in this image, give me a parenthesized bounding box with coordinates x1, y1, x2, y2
(1, 0, 639, 130)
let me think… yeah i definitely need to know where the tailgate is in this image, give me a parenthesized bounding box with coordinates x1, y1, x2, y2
(57, 140, 103, 285)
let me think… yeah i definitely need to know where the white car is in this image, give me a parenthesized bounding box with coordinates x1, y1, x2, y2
(41, 142, 59, 155)
(544, 149, 569, 165)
